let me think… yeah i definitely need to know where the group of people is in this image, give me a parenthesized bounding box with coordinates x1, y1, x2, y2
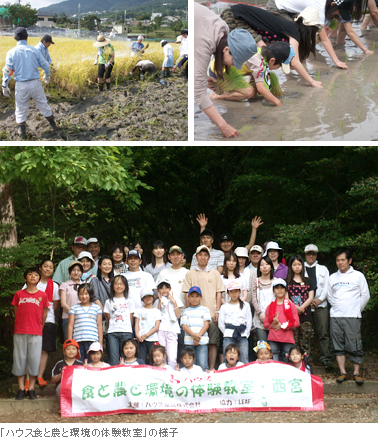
(194, 0, 375, 137)
(1, 26, 188, 139)
(11, 214, 370, 402)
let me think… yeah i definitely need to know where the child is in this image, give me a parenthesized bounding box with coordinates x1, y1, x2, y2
(135, 289, 162, 363)
(209, 42, 295, 106)
(176, 347, 203, 374)
(160, 40, 174, 78)
(150, 344, 173, 370)
(221, 252, 248, 302)
(11, 267, 49, 400)
(287, 345, 311, 374)
(51, 339, 83, 398)
(253, 341, 273, 363)
(84, 342, 110, 368)
(154, 278, 183, 368)
(120, 338, 145, 366)
(104, 275, 135, 365)
(181, 286, 211, 371)
(218, 344, 244, 370)
(263, 278, 300, 362)
(218, 280, 252, 364)
(67, 283, 103, 361)
(286, 255, 315, 360)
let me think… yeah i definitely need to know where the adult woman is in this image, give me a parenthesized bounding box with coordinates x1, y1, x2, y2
(194, 2, 258, 138)
(220, 4, 323, 88)
(93, 34, 115, 91)
(78, 251, 97, 282)
(144, 240, 171, 281)
(234, 247, 251, 288)
(264, 241, 288, 279)
(221, 252, 248, 302)
(91, 255, 115, 311)
(59, 260, 84, 340)
(265, 0, 349, 67)
(251, 256, 276, 342)
(110, 244, 128, 275)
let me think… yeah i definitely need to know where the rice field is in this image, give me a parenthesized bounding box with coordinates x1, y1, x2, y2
(0, 37, 180, 98)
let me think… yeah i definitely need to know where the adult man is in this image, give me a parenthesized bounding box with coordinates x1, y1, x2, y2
(183, 245, 224, 370)
(122, 249, 155, 310)
(172, 29, 188, 73)
(130, 36, 145, 57)
(245, 216, 264, 252)
(2, 27, 57, 139)
(35, 35, 54, 65)
(219, 233, 234, 254)
(247, 245, 264, 271)
(52, 236, 87, 285)
(131, 60, 158, 80)
(190, 229, 224, 273)
(87, 237, 101, 267)
(327, 249, 370, 385)
(304, 244, 332, 370)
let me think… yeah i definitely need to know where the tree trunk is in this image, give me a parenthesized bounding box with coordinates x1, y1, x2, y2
(0, 182, 18, 247)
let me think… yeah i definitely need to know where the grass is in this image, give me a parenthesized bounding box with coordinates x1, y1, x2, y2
(0, 36, 179, 98)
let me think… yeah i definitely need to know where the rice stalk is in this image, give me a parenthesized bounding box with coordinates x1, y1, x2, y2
(215, 67, 251, 95)
(270, 71, 283, 97)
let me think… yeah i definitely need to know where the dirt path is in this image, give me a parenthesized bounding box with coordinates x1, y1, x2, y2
(0, 77, 187, 141)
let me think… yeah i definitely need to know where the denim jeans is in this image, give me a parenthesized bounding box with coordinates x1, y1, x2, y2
(187, 344, 208, 371)
(223, 337, 249, 364)
(177, 325, 185, 368)
(108, 332, 133, 366)
(78, 341, 93, 362)
(139, 340, 155, 364)
(62, 318, 69, 341)
(255, 328, 269, 342)
(268, 341, 292, 362)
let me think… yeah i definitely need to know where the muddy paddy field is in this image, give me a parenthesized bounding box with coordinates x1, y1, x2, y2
(0, 77, 188, 142)
(195, 22, 378, 142)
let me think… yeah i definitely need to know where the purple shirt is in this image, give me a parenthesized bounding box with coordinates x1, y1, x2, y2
(274, 263, 288, 279)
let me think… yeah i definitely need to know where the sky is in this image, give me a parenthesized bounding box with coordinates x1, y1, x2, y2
(25, 0, 61, 10)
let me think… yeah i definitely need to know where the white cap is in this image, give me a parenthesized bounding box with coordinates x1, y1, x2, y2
(156, 278, 171, 288)
(196, 245, 210, 255)
(234, 247, 249, 258)
(141, 289, 154, 299)
(87, 238, 99, 244)
(263, 241, 284, 257)
(272, 278, 287, 288)
(249, 245, 264, 254)
(304, 244, 318, 253)
(87, 341, 103, 353)
(227, 279, 243, 291)
(78, 251, 95, 263)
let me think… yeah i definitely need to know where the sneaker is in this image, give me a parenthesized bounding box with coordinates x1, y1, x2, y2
(323, 361, 333, 371)
(336, 373, 347, 383)
(27, 389, 37, 400)
(15, 389, 26, 400)
(353, 374, 364, 385)
(24, 380, 30, 391)
(37, 377, 48, 387)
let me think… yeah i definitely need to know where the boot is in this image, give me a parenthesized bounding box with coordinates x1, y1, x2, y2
(46, 115, 57, 131)
(106, 82, 111, 90)
(160, 70, 165, 79)
(98, 83, 104, 91)
(17, 123, 26, 139)
(166, 69, 170, 77)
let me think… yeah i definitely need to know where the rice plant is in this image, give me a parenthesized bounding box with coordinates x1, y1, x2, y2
(270, 71, 283, 97)
(215, 67, 251, 95)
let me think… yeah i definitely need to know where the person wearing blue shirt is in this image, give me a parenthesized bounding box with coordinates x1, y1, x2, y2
(35, 35, 54, 66)
(130, 35, 145, 57)
(2, 27, 57, 139)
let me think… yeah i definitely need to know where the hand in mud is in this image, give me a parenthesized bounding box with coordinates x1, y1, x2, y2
(220, 122, 239, 138)
(335, 60, 348, 69)
(364, 49, 374, 55)
(311, 80, 323, 88)
(207, 76, 217, 91)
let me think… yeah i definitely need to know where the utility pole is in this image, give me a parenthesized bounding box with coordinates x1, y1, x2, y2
(78, 3, 81, 37)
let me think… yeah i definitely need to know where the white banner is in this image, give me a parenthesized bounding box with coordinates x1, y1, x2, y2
(61, 362, 324, 417)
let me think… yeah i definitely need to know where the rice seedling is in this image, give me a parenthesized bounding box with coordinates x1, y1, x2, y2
(372, 41, 377, 50)
(329, 19, 339, 31)
(358, 111, 362, 119)
(315, 70, 320, 81)
(341, 119, 344, 129)
(279, 133, 283, 141)
(374, 81, 378, 91)
(215, 66, 251, 95)
(270, 71, 283, 97)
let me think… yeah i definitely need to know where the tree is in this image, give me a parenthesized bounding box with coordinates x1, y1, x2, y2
(2, 2, 38, 27)
(170, 19, 182, 33)
(153, 15, 162, 30)
(81, 14, 101, 31)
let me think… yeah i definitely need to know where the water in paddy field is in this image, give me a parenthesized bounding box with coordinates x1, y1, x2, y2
(195, 19, 378, 141)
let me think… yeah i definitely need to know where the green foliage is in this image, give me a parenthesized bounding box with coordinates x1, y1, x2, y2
(1, 2, 38, 27)
(81, 14, 101, 31)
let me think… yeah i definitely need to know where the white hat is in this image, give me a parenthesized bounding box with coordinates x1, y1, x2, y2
(176, 35, 183, 42)
(87, 237, 99, 244)
(249, 245, 264, 254)
(196, 245, 210, 255)
(304, 244, 318, 253)
(272, 278, 287, 288)
(87, 341, 103, 353)
(78, 251, 95, 263)
(263, 241, 284, 257)
(141, 289, 154, 300)
(294, 6, 322, 28)
(234, 247, 249, 258)
(227, 279, 243, 291)
(156, 278, 171, 288)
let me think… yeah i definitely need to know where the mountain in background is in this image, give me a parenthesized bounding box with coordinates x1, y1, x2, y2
(38, 0, 187, 16)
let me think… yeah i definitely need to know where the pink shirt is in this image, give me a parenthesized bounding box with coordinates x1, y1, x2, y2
(263, 300, 299, 343)
(59, 280, 82, 319)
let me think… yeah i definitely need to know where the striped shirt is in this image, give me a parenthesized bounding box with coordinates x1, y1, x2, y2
(181, 305, 211, 345)
(68, 303, 102, 342)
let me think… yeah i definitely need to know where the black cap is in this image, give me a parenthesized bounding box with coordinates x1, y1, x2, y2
(42, 34, 54, 44)
(181, 29, 188, 35)
(14, 27, 28, 40)
(270, 41, 291, 64)
(200, 228, 213, 238)
(220, 233, 233, 242)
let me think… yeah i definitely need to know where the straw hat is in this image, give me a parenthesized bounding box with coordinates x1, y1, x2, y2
(294, 6, 322, 28)
(176, 35, 183, 42)
(93, 35, 111, 47)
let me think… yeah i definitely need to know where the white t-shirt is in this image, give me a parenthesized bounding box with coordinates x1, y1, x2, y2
(218, 362, 244, 370)
(87, 362, 111, 368)
(218, 302, 253, 338)
(103, 297, 135, 333)
(221, 276, 248, 303)
(135, 307, 162, 342)
(122, 270, 156, 309)
(154, 296, 184, 334)
(23, 280, 60, 324)
(275, 0, 326, 25)
(180, 364, 203, 374)
(155, 267, 188, 313)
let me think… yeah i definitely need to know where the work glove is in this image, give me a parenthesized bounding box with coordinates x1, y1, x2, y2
(42, 75, 50, 85)
(2, 86, 10, 97)
(94, 60, 98, 66)
(105, 62, 110, 68)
